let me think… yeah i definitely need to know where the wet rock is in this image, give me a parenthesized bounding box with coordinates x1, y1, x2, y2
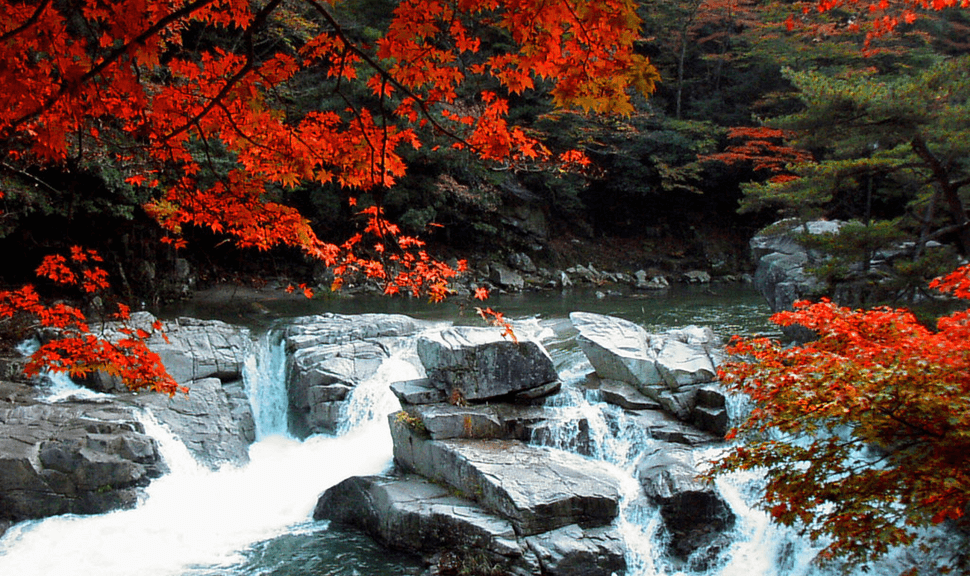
(489, 263, 525, 291)
(314, 474, 539, 576)
(656, 340, 717, 390)
(282, 313, 429, 436)
(282, 313, 424, 351)
(400, 402, 589, 448)
(571, 313, 724, 431)
(390, 378, 448, 406)
(390, 415, 621, 536)
(80, 313, 253, 392)
(417, 327, 558, 401)
(0, 393, 164, 522)
(623, 410, 719, 446)
(558, 271, 573, 288)
(682, 270, 712, 284)
(287, 340, 387, 435)
(525, 523, 627, 576)
(581, 376, 660, 411)
(405, 404, 505, 440)
(508, 253, 537, 274)
(132, 377, 251, 467)
(635, 442, 735, 560)
(634, 270, 670, 290)
(570, 312, 661, 388)
(691, 385, 730, 437)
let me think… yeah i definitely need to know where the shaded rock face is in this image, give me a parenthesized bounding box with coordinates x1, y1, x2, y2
(316, 469, 626, 576)
(131, 377, 253, 467)
(570, 312, 730, 436)
(82, 313, 255, 391)
(0, 393, 164, 523)
(73, 312, 257, 468)
(749, 219, 840, 312)
(314, 474, 540, 576)
(417, 327, 558, 401)
(281, 313, 427, 436)
(636, 442, 735, 561)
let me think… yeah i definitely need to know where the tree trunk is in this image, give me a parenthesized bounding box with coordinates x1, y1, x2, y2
(911, 134, 970, 255)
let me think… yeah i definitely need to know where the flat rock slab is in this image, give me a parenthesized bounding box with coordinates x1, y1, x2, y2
(525, 523, 627, 576)
(314, 474, 530, 569)
(570, 312, 661, 388)
(282, 313, 427, 351)
(0, 396, 163, 521)
(391, 415, 621, 536)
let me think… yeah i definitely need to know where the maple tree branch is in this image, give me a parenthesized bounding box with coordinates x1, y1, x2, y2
(161, 0, 285, 144)
(0, 160, 64, 197)
(6, 0, 221, 136)
(301, 0, 481, 155)
(0, 0, 52, 43)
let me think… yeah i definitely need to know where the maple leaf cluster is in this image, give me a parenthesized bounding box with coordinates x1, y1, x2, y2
(787, 0, 970, 48)
(713, 265, 970, 574)
(0, 0, 653, 390)
(0, 249, 183, 396)
(0, 0, 654, 294)
(700, 126, 814, 180)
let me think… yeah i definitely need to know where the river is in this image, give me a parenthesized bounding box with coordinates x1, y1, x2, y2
(0, 285, 935, 576)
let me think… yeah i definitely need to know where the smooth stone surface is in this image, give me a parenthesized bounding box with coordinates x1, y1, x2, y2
(390, 415, 621, 536)
(570, 312, 661, 388)
(417, 327, 558, 401)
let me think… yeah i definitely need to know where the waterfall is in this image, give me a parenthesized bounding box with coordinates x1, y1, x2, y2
(1, 312, 955, 576)
(0, 329, 418, 576)
(243, 329, 289, 439)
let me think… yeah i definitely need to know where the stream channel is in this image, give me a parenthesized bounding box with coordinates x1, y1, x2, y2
(0, 285, 935, 576)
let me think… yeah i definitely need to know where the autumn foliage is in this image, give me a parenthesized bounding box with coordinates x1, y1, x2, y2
(700, 126, 813, 182)
(0, 0, 653, 389)
(714, 265, 970, 573)
(0, 248, 183, 395)
(788, 0, 970, 47)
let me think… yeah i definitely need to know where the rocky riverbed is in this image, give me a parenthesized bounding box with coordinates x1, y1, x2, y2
(1, 308, 740, 574)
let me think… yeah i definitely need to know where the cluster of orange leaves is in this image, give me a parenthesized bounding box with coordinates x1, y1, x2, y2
(0, 249, 184, 396)
(713, 264, 970, 572)
(0, 0, 652, 301)
(786, 0, 970, 47)
(700, 126, 813, 180)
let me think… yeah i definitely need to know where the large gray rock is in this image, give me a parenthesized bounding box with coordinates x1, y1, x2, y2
(417, 327, 558, 401)
(0, 390, 164, 522)
(314, 474, 539, 576)
(282, 313, 429, 436)
(132, 377, 251, 467)
(282, 313, 424, 351)
(390, 414, 621, 536)
(635, 442, 735, 560)
(152, 316, 253, 385)
(70, 314, 257, 467)
(569, 312, 661, 388)
(287, 340, 387, 435)
(314, 473, 625, 576)
(78, 313, 253, 391)
(750, 219, 844, 314)
(525, 523, 627, 576)
(570, 313, 720, 397)
(655, 339, 717, 390)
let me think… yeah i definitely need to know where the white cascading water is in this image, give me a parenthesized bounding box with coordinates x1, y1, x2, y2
(0, 328, 420, 576)
(540, 343, 962, 576)
(1, 319, 956, 576)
